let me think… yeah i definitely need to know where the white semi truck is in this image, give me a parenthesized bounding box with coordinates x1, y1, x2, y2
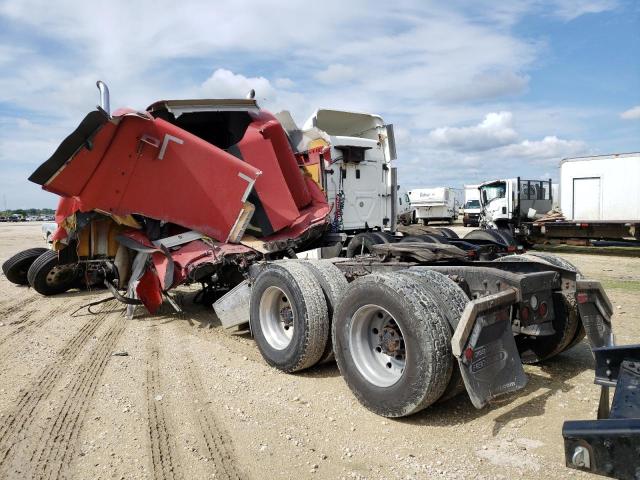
(478, 177, 553, 233)
(277, 109, 399, 250)
(462, 184, 481, 227)
(407, 187, 457, 225)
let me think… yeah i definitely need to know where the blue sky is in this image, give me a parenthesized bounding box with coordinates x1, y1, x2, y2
(0, 0, 638, 208)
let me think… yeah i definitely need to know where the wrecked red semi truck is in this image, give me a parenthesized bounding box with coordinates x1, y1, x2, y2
(24, 94, 331, 313)
(4, 82, 633, 479)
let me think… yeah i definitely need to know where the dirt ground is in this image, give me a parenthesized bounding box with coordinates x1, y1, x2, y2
(1, 222, 639, 480)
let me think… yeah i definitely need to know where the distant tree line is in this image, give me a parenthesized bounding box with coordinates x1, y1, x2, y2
(0, 208, 56, 217)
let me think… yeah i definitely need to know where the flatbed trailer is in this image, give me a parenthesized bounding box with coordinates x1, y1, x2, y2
(520, 220, 640, 244)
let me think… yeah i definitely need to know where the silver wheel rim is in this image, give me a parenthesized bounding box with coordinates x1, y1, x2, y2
(348, 305, 406, 387)
(259, 286, 294, 350)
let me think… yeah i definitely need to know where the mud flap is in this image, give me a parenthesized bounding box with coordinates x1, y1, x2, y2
(576, 280, 614, 349)
(451, 289, 528, 408)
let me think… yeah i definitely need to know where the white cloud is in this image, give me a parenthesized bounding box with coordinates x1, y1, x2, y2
(426, 112, 589, 163)
(550, 0, 618, 20)
(0, 0, 627, 206)
(396, 111, 590, 191)
(496, 135, 588, 161)
(315, 64, 357, 85)
(428, 112, 519, 151)
(200, 69, 275, 100)
(274, 77, 295, 89)
(620, 105, 640, 120)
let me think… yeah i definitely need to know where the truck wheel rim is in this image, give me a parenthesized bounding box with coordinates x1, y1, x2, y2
(45, 265, 75, 287)
(259, 286, 294, 350)
(349, 305, 406, 387)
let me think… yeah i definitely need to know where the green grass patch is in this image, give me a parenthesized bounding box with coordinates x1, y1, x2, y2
(533, 244, 640, 257)
(599, 279, 640, 292)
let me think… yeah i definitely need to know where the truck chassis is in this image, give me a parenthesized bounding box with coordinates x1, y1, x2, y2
(210, 242, 614, 417)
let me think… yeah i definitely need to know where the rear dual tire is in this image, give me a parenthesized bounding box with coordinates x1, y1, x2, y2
(402, 268, 470, 401)
(332, 272, 456, 417)
(251, 262, 470, 417)
(298, 260, 348, 363)
(494, 253, 583, 363)
(346, 232, 395, 257)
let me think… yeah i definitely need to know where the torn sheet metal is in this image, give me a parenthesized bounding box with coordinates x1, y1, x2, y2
(30, 109, 262, 242)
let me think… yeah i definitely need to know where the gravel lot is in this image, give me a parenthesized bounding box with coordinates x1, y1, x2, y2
(0, 222, 638, 479)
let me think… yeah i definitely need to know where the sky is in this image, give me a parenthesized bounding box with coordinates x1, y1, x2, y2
(0, 0, 638, 208)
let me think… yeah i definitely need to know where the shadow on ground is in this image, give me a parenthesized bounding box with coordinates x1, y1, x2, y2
(396, 341, 594, 434)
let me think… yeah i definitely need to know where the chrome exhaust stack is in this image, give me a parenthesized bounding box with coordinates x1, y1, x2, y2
(96, 80, 110, 115)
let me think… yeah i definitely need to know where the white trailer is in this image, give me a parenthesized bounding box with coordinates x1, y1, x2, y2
(560, 152, 640, 221)
(520, 154, 640, 243)
(407, 187, 456, 224)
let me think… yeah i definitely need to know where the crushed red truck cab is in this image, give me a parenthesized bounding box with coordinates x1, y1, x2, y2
(30, 100, 329, 242)
(28, 97, 330, 311)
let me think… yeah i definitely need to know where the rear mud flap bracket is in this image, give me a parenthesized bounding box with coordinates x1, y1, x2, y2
(576, 280, 614, 349)
(452, 288, 528, 408)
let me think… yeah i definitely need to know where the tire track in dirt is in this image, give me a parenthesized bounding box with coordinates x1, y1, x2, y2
(0, 296, 33, 316)
(173, 314, 247, 479)
(146, 327, 183, 480)
(6, 307, 39, 326)
(0, 301, 68, 351)
(0, 301, 115, 473)
(0, 299, 87, 371)
(184, 359, 246, 480)
(29, 312, 128, 480)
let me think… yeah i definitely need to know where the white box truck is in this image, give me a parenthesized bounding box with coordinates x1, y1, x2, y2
(560, 152, 640, 221)
(521, 153, 640, 243)
(407, 187, 457, 224)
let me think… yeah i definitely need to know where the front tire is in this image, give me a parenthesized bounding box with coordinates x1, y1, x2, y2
(250, 262, 329, 372)
(2, 247, 49, 285)
(27, 250, 78, 295)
